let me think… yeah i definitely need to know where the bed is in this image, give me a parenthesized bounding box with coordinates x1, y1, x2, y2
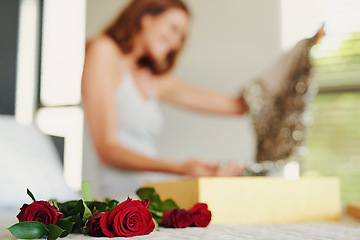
(1, 209, 360, 240)
(1, 117, 360, 239)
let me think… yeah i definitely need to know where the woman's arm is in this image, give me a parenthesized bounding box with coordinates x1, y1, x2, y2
(157, 24, 326, 114)
(81, 36, 219, 176)
(157, 74, 248, 115)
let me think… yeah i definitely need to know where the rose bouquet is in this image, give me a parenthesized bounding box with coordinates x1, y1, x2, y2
(8, 187, 211, 239)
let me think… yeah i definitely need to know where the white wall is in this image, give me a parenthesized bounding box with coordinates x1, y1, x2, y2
(281, 0, 326, 50)
(84, 0, 282, 168)
(86, 0, 128, 39)
(158, 0, 281, 164)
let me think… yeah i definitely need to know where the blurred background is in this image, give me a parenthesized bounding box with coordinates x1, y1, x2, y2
(0, 0, 359, 203)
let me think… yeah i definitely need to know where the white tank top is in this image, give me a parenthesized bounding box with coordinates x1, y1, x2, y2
(98, 66, 170, 200)
(116, 67, 163, 157)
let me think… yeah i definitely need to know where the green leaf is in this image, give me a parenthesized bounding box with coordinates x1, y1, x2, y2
(62, 214, 82, 232)
(84, 200, 120, 214)
(81, 181, 94, 202)
(56, 200, 78, 217)
(149, 192, 162, 210)
(136, 188, 163, 211)
(8, 221, 48, 239)
(86, 201, 106, 213)
(136, 187, 180, 221)
(62, 201, 86, 232)
(104, 199, 119, 211)
(136, 188, 162, 205)
(47, 224, 65, 240)
(82, 200, 92, 222)
(136, 188, 155, 200)
(161, 199, 179, 211)
(27, 189, 36, 202)
(75, 200, 85, 220)
(56, 220, 75, 237)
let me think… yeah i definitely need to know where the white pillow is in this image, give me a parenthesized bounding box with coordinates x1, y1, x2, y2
(0, 115, 80, 208)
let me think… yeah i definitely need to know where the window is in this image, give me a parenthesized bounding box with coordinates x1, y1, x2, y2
(300, 0, 360, 203)
(36, 0, 86, 192)
(302, 93, 360, 203)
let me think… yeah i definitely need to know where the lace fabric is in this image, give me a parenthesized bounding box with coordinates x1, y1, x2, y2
(242, 38, 318, 164)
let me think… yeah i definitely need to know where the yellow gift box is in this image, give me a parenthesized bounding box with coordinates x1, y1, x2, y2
(144, 177, 341, 224)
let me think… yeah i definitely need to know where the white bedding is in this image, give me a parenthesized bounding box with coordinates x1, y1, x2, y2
(1, 209, 360, 240)
(0, 115, 80, 208)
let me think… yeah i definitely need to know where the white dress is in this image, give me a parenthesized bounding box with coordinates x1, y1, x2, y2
(96, 66, 173, 200)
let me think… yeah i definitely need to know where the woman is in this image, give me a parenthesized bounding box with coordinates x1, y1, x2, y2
(81, 0, 323, 198)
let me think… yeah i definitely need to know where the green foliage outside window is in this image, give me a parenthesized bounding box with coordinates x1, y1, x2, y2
(301, 93, 360, 203)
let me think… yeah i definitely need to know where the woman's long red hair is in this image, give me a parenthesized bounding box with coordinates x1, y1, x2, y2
(104, 0, 190, 75)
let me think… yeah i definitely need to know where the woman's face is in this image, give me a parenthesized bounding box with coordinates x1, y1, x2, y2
(140, 8, 190, 62)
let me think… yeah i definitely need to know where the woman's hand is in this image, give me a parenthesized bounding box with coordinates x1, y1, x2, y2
(216, 162, 245, 176)
(181, 158, 219, 177)
(180, 159, 245, 177)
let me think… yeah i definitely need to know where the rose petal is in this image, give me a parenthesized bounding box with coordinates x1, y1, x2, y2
(145, 220, 155, 234)
(190, 203, 208, 213)
(88, 213, 104, 237)
(100, 211, 116, 237)
(15, 201, 63, 227)
(190, 203, 212, 227)
(114, 210, 131, 237)
(108, 198, 155, 237)
(108, 198, 132, 224)
(140, 199, 149, 208)
(162, 210, 172, 227)
(174, 210, 191, 228)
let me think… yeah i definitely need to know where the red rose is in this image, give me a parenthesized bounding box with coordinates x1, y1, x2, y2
(16, 201, 63, 227)
(189, 203, 212, 227)
(88, 213, 104, 237)
(162, 209, 192, 228)
(100, 198, 154, 237)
